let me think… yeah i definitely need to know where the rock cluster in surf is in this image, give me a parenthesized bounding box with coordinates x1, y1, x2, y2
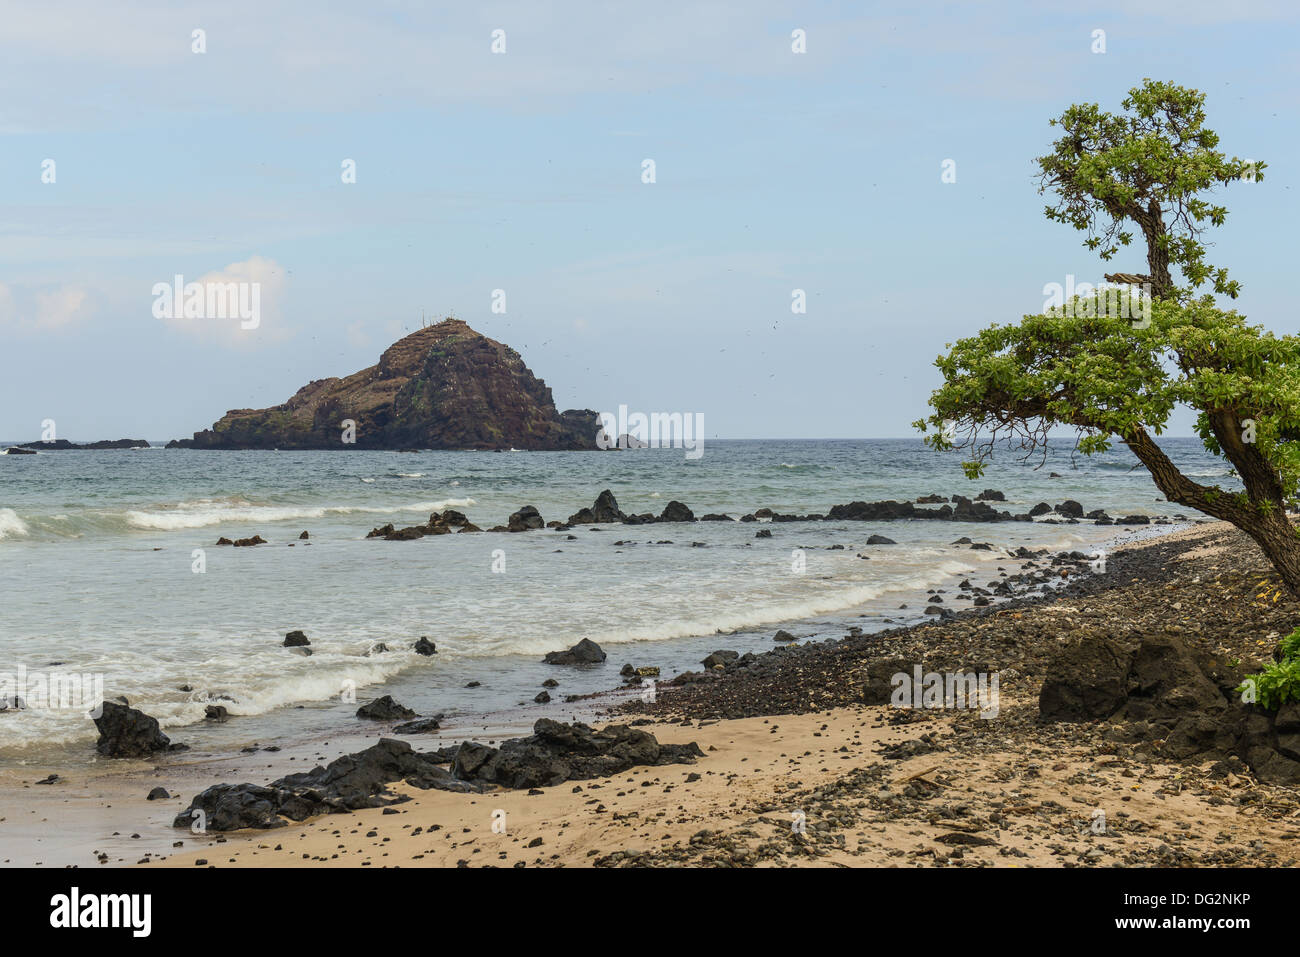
(360, 488, 1177, 543)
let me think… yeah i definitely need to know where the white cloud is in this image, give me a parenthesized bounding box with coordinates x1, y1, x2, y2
(0, 281, 93, 332)
(34, 287, 89, 329)
(155, 255, 290, 348)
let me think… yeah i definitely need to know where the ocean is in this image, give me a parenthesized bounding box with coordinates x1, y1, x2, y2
(0, 438, 1232, 765)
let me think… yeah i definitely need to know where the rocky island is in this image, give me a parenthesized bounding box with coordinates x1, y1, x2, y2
(2, 439, 150, 452)
(167, 318, 600, 450)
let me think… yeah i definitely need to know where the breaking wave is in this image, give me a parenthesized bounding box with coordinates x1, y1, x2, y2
(0, 508, 30, 540)
(124, 497, 477, 530)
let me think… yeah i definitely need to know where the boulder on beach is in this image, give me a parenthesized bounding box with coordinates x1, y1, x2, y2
(283, 630, 310, 648)
(773, 630, 797, 642)
(392, 717, 441, 734)
(1035, 631, 1300, 783)
(1039, 634, 1211, 724)
(450, 718, 704, 790)
(356, 695, 417, 721)
(860, 657, 915, 705)
(543, 638, 606, 665)
(1054, 500, 1084, 518)
(174, 718, 700, 831)
(93, 701, 186, 759)
(174, 737, 483, 831)
(1119, 635, 1228, 721)
(702, 650, 739, 669)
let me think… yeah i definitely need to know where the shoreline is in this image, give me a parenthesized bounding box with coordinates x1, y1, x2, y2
(0, 518, 1245, 868)
(0, 502, 1160, 763)
(150, 519, 1300, 868)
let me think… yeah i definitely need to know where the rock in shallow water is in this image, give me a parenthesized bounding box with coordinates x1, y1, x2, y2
(93, 701, 187, 759)
(658, 500, 695, 523)
(355, 695, 417, 720)
(543, 638, 606, 665)
(568, 489, 626, 525)
(508, 505, 544, 532)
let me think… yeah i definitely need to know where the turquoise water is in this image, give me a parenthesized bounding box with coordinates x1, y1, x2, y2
(0, 438, 1229, 760)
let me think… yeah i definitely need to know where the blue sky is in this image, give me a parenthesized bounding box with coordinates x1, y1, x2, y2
(1, 0, 1297, 441)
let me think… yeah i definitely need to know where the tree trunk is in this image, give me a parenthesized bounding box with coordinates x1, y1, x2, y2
(1240, 508, 1300, 596)
(1124, 427, 1300, 594)
(1141, 208, 1174, 298)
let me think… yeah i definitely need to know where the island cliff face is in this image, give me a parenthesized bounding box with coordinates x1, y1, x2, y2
(170, 319, 600, 450)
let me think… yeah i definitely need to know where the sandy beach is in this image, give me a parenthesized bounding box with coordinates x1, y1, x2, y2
(138, 521, 1300, 868)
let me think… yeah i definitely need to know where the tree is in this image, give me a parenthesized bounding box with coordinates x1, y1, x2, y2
(1036, 79, 1259, 299)
(914, 80, 1300, 593)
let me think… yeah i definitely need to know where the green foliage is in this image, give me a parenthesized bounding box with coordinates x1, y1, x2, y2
(916, 78, 1300, 543)
(916, 295, 1300, 506)
(1037, 78, 1261, 298)
(1240, 627, 1300, 711)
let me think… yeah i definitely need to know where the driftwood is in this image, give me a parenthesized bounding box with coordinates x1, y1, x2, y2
(1103, 272, 1152, 286)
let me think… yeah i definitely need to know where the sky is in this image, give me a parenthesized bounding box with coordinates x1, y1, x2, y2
(1, 0, 1297, 441)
